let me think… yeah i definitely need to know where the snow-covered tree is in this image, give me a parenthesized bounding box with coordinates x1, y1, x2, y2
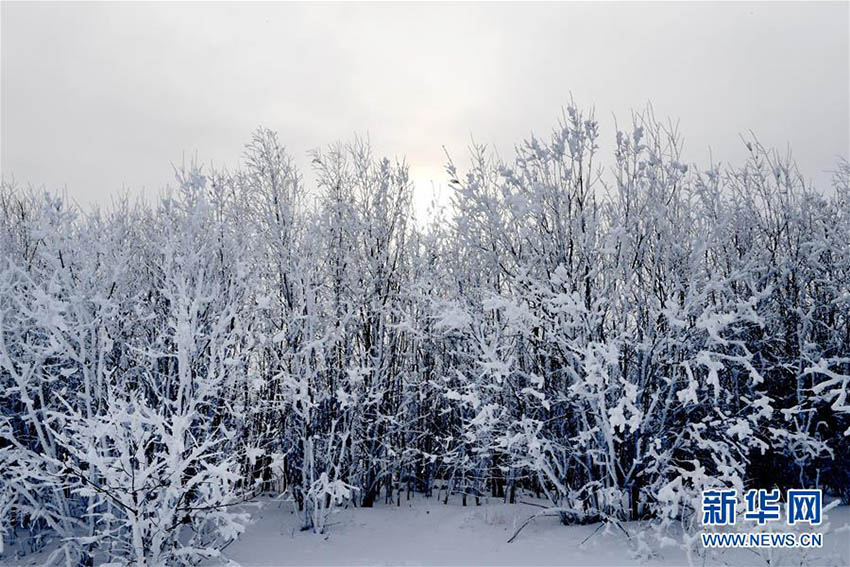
(2, 102, 847, 564)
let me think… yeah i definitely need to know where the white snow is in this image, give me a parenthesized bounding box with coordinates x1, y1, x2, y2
(194, 497, 848, 567)
(4, 491, 849, 566)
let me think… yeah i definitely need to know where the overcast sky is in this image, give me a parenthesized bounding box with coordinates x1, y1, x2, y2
(2, 2, 848, 215)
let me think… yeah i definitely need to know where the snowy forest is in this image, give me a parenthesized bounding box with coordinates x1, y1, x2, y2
(1, 106, 849, 566)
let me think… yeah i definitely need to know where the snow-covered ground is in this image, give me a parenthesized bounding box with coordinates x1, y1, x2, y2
(211, 496, 850, 567)
(5, 496, 848, 566)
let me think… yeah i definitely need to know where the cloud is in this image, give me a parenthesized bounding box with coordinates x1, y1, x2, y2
(2, 2, 848, 212)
